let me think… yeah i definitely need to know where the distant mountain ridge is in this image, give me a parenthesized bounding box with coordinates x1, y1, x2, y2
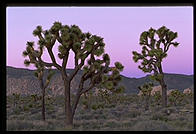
(6, 66, 193, 95)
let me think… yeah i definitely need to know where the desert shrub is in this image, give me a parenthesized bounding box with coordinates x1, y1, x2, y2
(126, 109, 141, 118)
(13, 107, 21, 115)
(104, 119, 119, 128)
(78, 113, 92, 120)
(130, 120, 174, 131)
(166, 106, 177, 113)
(110, 110, 121, 118)
(171, 120, 189, 129)
(30, 109, 40, 115)
(105, 103, 116, 108)
(17, 114, 26, 120)
(31, 113, 43, 120)
(187, 122, 194, 130)
(151, 113, 169, 122)
(183, 92, 193, 105)
(91, 104, 98, 111)
(7, 120, 34, 131)
(28, 103, 33, 108)
(121, 121, 135, 129)
(55, 95, 64, 106)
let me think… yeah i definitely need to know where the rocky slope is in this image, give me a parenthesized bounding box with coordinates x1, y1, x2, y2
(6, 66, 194, 95)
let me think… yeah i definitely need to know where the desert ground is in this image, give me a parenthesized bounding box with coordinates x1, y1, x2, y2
(6, 93, 194, 131)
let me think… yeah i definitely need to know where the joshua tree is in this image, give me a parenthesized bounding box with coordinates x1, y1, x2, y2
(132, 26, 179, 108)
(138, 82, 153, 110)
(22, 22, 124, 127)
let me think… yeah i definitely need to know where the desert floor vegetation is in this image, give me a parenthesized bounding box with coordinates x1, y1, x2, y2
(6, 93, 193, 131)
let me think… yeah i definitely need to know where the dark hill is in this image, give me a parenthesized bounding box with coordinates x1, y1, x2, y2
(6, 66, 193, 95)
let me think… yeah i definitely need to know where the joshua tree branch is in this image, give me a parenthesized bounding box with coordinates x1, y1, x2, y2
(55, 31, 62, 44)
(51, 36, 57, 47)
(74, 55, 78, 66)
(47, 48, 61, 70)
(38, 33, 44, 41)
(68, 62, 84, 82)
(36, 58, 54, 68)
(68, 45, 98, 82)
(80, 82, 95, 95)
(71, 75, 86, 117)
(62, 51, 69, 75)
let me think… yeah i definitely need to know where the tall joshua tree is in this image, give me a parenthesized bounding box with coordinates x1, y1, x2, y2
(23, 43, 54, 121)
(132, 26, 179, 108)
(22, 22, 124, 127)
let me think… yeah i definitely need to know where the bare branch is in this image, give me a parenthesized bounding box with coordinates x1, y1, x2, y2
(80, 82, 95, 95)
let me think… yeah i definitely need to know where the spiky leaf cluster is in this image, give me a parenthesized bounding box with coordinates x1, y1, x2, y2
(23, 40, 54, 88)
(97, 66, 124, 94)
(23, 41, 41, 66)
(149, 74, 163, 82)
(82, 53, 124, 94)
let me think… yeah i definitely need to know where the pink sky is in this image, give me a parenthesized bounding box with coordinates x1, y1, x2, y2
(6, 7, 193, 78)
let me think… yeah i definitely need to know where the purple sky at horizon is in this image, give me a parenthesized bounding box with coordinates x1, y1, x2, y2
(6, 7, 193, 78)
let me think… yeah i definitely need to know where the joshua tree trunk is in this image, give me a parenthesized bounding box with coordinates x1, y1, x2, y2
(40, 79, 45, 121)
(144, 97, 149, 111)
(63, 76, 73, 127)
(158, 63, 167, 108)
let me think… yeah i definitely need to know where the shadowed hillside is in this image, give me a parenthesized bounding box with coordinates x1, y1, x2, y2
(6, 66, 193, 95)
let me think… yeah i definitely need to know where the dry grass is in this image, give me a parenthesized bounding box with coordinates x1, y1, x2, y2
(6, 94, 194, 131)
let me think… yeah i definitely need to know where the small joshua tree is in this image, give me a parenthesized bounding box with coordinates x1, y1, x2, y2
(132, 26, 179, 108)
(12, 93, 21, 108)
(23, 43, 55, 121)
(168, 90, 184, 106)
(138, 82, 153, 110)
(34, 66, 54, 121)
(30, 94, 38, 102)
(22, 22, 124, 127)
(23, 42, 54, 121)
(153, 91, 161, 106)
